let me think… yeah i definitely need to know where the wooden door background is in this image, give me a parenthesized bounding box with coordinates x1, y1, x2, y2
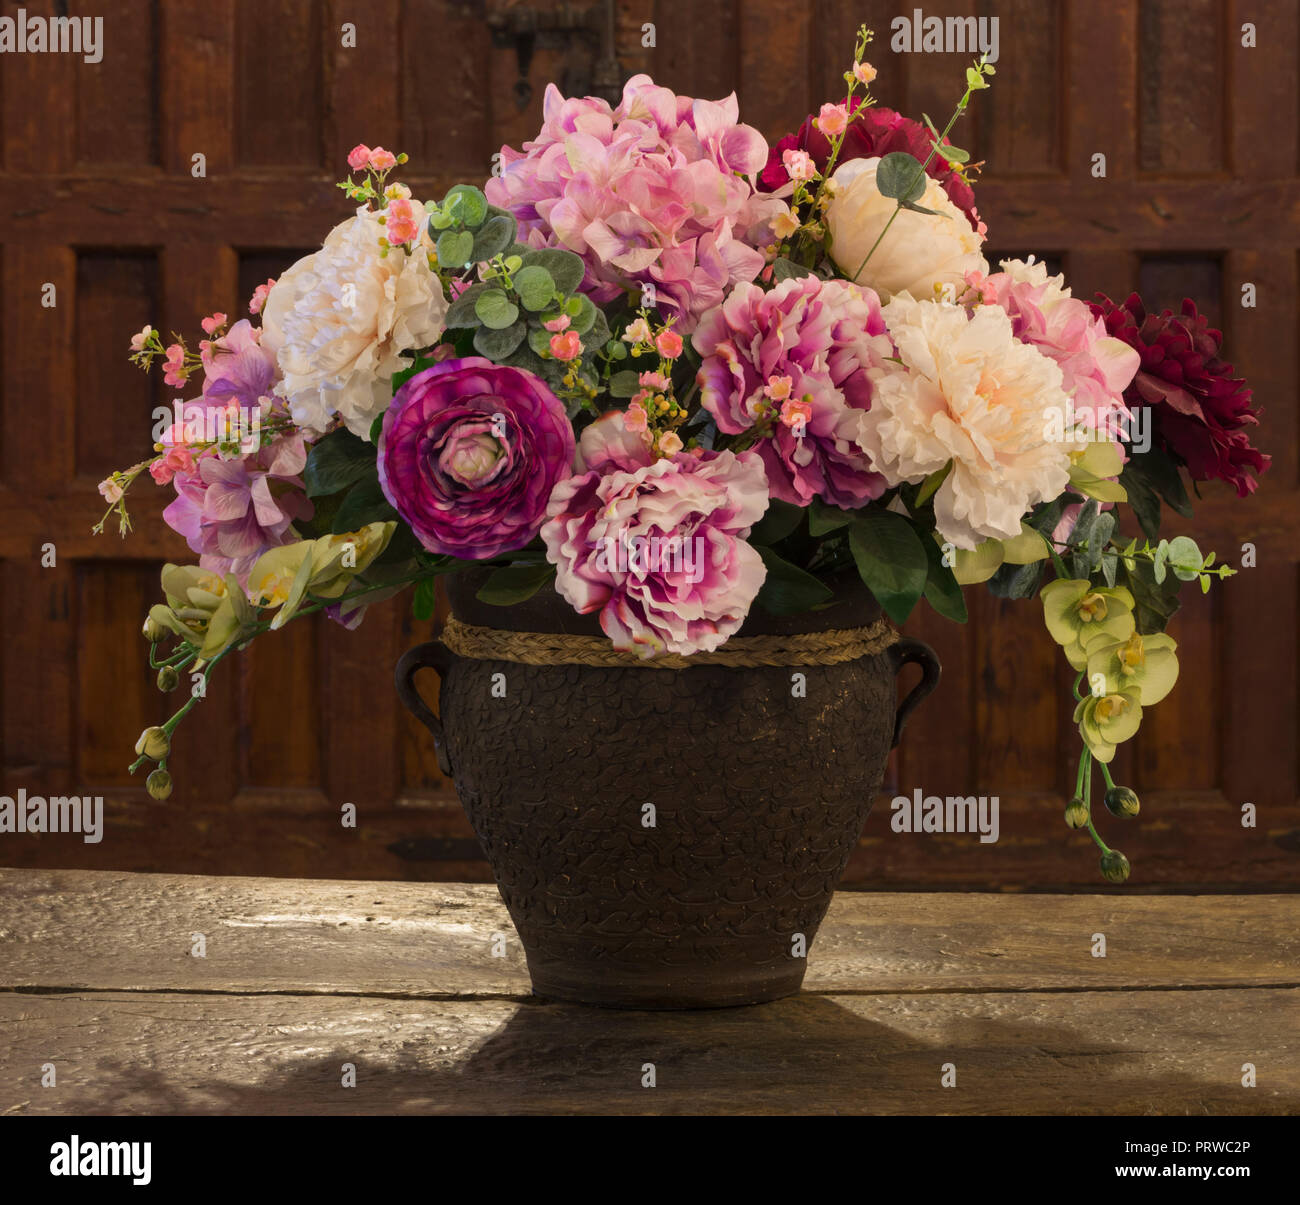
(0, 0, 1295, 888)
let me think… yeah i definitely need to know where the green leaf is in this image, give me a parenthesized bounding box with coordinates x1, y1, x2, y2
(444, 283, 489, 329)
(919, 526, 967, 622)
(874, 151, 927, 204)
(809, 497, 852, 536)
(412, 577, 437, 622)
(1166, 535, 1203, 581)
(1089, 512, 1116, 568)
(332, 477, 398, 533)
(772, 257, 813, 281)
(519, 248, 585, 295)
(304, 429, 375, 498)
(473, 320, 527, 360)
(475, 290, 519, 330)
(848, 509, 929, 624)
(749, 498, 805, 547)
(442, 184, 488, 228)
(390, 354, 436, 395)
(436, 229, 474, 268)
(514, 265, 556, 312)
(900, 199, 943, 217)
(369, 412, 386, 445)
(475, 561, 556, 605)
(987, 558, 1045, 600)
(1100, 550, 1118, 587)
(1119, 463, 1161, 540)
(582, 306, 611, 350)
(471, 213, 516, 263)
(1122, 556, 1182, 634)
(569, 293, 598, 335)
(754, 546, 833, 615)
(933, 140, 969, 163)
(1136, 446, 1193, 517)
(609, 370, 642, 399)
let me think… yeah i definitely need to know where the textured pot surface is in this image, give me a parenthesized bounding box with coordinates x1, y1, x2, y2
(398, 572, 938, 1009)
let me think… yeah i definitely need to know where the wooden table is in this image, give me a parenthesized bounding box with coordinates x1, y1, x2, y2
(1, 869, 1296, 1115)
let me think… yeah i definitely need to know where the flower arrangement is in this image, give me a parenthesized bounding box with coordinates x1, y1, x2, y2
(99, 29, 1268, 881)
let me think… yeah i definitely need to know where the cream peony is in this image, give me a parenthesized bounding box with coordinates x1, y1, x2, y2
(826, 157, 987, 301)
(863, 295, 1073, 549)
(261, 204, 448, 438)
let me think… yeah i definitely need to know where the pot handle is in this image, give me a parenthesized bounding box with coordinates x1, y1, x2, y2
(395, 640, 456, 776)
(888, 637, 941, 748)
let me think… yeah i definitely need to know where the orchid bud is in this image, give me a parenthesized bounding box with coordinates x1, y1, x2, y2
(135, 726, 170, 761)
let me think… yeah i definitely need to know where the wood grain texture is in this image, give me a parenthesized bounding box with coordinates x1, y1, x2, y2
(0, 871, 1295, 1116)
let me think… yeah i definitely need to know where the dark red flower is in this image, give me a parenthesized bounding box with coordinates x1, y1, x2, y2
(759, 100, 980, 229)
(1091, 293, 1269, 497)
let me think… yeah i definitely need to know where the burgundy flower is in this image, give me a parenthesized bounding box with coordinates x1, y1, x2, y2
(759, 100, 979, 228)
(1091, 294, 1269, 497)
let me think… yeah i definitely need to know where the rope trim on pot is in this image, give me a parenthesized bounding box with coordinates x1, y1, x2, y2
(438, 615, 898, 669)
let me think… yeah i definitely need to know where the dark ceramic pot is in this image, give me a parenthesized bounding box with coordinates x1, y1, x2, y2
(396, 571, 939, 1009)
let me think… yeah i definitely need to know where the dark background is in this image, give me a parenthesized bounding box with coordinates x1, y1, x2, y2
(0, 0, 1295, 888)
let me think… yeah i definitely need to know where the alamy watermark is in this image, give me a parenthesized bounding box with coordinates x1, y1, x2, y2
(592, 532, 706, 585)
(0, 8, 103, 64)
(890, 788, 999, 843)
(0, 788, 103, 843)
(890, 9, 999, 64)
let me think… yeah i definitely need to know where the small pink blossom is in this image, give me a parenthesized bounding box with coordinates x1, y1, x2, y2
(385, 197, 419, 245)
(550, 330, 582, 361)
(816, 103, 848, 138)
(130, 325, 153, 352)
(623, 401, 649, 433)
(149, 442, 196, 486)
(639, 370, 670, 391)
(367, 147, 397, 171)
(780, 396, 813, 431)
(763, 374, 794, 403)
(200, 313, 227, 336)
(542, 314, 571, 333)
(655, 329, 684, 359)
(623, 317, 653, 345)
(163, 343, 187, 388)
(782, 149, 817, 183)
(98, 476, 123, 504)
(431, 343, 459, 362)
(852, 61, 878, 86)
(657, 431, 683, 456)
(384, 182, 412, 201)
(248, 278, 276, 315)
(347, 144, 372, 171)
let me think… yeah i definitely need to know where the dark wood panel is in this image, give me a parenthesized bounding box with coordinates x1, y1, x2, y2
(1139, 0, 1226, 174)
(75, 0, 158, 168)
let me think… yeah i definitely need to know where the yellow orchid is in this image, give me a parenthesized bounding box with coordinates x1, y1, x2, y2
(1073, 688, 1142, 763)
(1067, 438, 1127, 504)
(150, 564, 254, 658)
(1085, 631, 1180, 706)
(943, 524, 1051, 585)
(247, 542, 317, 630)
(309, 522, 397, 599)
(1041, 579, 1136, 669)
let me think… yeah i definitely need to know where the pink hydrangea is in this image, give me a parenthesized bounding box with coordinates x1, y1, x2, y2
(693, 275, 891, 508)
(485, 74, 789, 332)
(199, 319, 278, 410)
(162, 434, 313, 585)
(542, 411, 769, 657)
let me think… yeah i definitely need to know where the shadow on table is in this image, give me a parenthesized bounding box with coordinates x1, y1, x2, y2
(74, 990, 1299, 1115)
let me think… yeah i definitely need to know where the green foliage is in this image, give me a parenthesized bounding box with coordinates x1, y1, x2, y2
(470, 212, 516, 262)
(445, 283, 488, 329)
(436, 229, 474, 268)
(474, 290, 519, 330)
(303, 429, 374, 498)
(473, 321, 527, 360)
(919, 530, 967, 622)
(749, 498, 805, 548)
(412, 577, 437, 621)
(874, 152, 927, 205)
(608, 369, 642, 398)
(513, 265, 556, 312)
(848, 509, 929, 624)
(475, 561, 556, 605)
(772, 257, 813, 281)
(754, 546, 833, 615)
(808, 497, 852, 537)
(331, 477, 398, 533)
(519, 248, 585, 295)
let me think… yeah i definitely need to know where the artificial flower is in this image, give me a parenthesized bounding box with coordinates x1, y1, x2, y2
(378, 357, 574, 560)
(1040, 579, 1137, 670)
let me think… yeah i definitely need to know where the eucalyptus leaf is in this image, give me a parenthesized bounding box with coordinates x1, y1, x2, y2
(772, 257, 813, 281)
(473, 320, 527, 360)
(519, 248, 586, 295)
(874, 151, 927, 204)
(436, 229, 474, 268)
(471, 213, 516, 263)
(513, 264, 556, 312)
(475, 290, 519, 331)
(444, 283, 489, 329)
(609, 370, 642, 399)
(442, 184, 488, 228)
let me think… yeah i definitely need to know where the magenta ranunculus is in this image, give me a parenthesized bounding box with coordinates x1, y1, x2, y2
(760, 100, 981, 230)
(1091, 294, 1270, 497)
(542, 411, 769, 658)
(163, 433, 313, 585)
(378, 357, 574, 560)
(692, 275, 890, 509)
(485, 74, 789, 332)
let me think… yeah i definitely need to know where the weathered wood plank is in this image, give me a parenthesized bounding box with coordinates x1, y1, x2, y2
(2, 871, 1296, 997)
(1, 987, 1294, 1115)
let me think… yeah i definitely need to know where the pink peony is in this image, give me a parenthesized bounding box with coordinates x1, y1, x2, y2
(162, 434, 314, 585)
(485, 74, 789, 332)
(693, 275, 891, 508)
(981, 259, 1139, 451)
(542, 411, 769, 657)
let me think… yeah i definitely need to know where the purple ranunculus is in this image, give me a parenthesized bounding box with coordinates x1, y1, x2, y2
(378, 357, 575, 560)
